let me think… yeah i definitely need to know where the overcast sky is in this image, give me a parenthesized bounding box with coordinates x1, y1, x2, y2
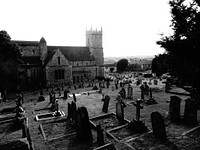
(1, 0, 173, 57)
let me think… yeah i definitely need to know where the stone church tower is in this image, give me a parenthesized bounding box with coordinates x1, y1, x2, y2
(86, 27, 104, 77)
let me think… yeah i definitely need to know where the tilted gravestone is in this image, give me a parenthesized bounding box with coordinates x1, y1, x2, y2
(184, 98, 197, 125)
(97, 124, 105, 147)
(151, 111, 167, 140)
(169, 96, 181, 122)
(127, 84, 133, 99)
(67, 102, 71, 120)
(73, 93, 77, 102)
(76, 107, 93, 141)
(116, 100, 124, 122)
(102, 95, 110, 113)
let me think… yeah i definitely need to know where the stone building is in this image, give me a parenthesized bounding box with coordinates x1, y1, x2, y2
(14, 28, 104, 89)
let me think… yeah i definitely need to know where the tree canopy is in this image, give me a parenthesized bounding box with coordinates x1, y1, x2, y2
(0, 30, 21, 91)
(152, 54, 170, 77)
(117, 58, 128, 72)
(157, 0, 200, 94)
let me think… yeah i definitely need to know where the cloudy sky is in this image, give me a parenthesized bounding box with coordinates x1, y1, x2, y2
(1, 0, 173, 57)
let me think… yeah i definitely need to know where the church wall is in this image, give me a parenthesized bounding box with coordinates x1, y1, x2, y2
(46, 49, 72, 85)
(46, 66, 72, 85)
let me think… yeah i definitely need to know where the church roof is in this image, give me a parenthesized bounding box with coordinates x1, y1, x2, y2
(13, 40, 39, 46)
(46, 46, 95, 62)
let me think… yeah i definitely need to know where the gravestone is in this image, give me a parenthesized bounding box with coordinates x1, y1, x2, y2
(61, 82, 64, 91)
(128, 99, 147, 132)
(73, 93, 77, 102)
(127, 84, 133, 99)
(169, 96, 181, 122)
(184, 98, 197, 125)
(38, 95, 45, 102)
(102, 95, 110, 113)
(54, 100, 61, 116)
(76, 107, 93, 141)
(112, 86, 114, 91)
(165, 80, 170, 92)
(146, 88, 157, 104)
(134, 99, 143, 121)
(67, 102, 71, 120)
(154, 79, 158, 85)
(64, 89, 68, 99)
(58, 87, 61, 96)
(71, 101, 77, 126)
(102, 93, 105, 101)
(49, 93, 53, 103)
(141, 88, 144, 100)
(99, 86, 102, 94)
(120, 88, 126, 99)
(74, 84, 77, 90)
(151, 111, 167, 140)
(116, 100, 124, 122)
(115, 83, 118, 90)
(97, 124, 105, 147)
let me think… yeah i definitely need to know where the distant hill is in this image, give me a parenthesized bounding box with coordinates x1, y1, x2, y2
(104, 56, 153, 64)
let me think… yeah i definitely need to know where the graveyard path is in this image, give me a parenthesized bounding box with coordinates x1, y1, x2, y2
(1, 81, 200, 150)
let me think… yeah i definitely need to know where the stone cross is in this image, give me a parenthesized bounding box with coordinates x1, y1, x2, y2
(134, 99, 143, 121)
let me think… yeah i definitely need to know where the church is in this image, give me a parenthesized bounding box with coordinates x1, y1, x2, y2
(14, 28, 104, 89)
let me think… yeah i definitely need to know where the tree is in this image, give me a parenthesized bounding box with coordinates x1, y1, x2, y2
(152, 54, 170, 77)
(117, 58, 128, 72)
(157, 0, 200, 96)
(0, 31, 21, 94)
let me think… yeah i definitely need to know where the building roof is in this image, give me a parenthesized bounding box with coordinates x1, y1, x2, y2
(46, 46, 95, 62)
(13, 40, 39, 46)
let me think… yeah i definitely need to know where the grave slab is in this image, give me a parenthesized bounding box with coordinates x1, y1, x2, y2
(35, 111, 65, 121)
(90, 113, 129, 131)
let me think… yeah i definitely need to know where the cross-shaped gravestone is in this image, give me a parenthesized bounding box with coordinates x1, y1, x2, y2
(134, 99, 143, 121)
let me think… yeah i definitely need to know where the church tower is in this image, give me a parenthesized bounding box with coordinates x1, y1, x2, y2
(86, 27, 104, 77)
